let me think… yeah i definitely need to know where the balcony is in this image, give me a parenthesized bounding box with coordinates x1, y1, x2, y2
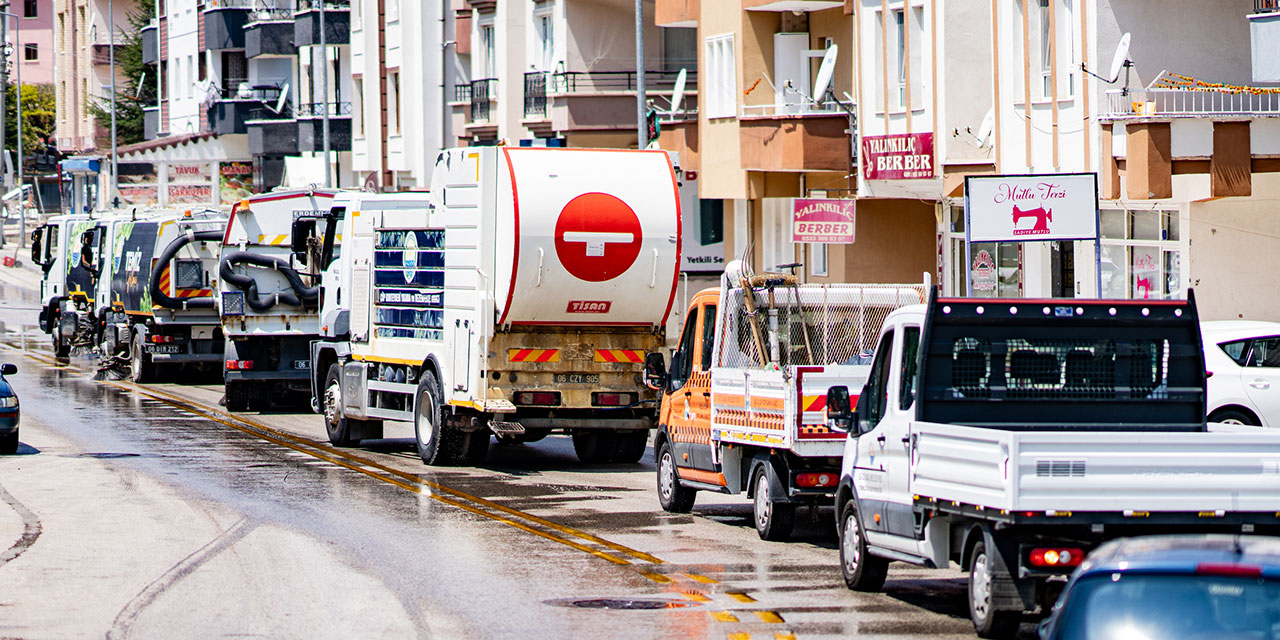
(1101, 87, 1280, 121)
(470, 78, 497, 124)
(204, 1, 252, 50)
(246, 11, 296, 58)
(247, 107, 298, 156)
(207, 81, 286, 135)
(523, 72, 547, 118)
(529, 70, 696, 132)
(294, 0, 350, 46)
(739, 108, 849, 172)
(91, 43, 126, 66)
(295, 102, 352, 152)
(1252, 1, 1280, 82)
(141, 23, 158, 65)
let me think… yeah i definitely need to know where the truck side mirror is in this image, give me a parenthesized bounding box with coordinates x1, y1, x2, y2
(290, 218, 316, 258)
(643, 351, 668, 391)
(827, 385, 856, 433)
(29, 227, 42, 265)
(1, 363, 15, 375)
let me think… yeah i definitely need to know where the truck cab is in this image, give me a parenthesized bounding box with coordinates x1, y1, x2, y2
(31, 214, 92, 357)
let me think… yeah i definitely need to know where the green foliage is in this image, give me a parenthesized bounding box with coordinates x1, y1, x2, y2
(87, 2, 156, 146)
(3, 83, 55, 155)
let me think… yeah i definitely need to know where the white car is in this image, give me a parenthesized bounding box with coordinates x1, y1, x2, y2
(1201, 321, 1280, 427)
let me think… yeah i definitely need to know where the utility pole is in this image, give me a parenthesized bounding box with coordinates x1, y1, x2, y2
(0, 2, 7, 250)
(319, 0, 331, 188)
(109, 0, 118, 209)
(635, 0, 645, 149)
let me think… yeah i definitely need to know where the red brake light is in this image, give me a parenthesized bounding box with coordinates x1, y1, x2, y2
(225, 360, 255, 371)
(1029, 547, 1085, 568)
(1196, 563, 1262, 577)
(149, 335, 173, 344)
(1206, 370, 1214, 379)
(794, 473, 838, 488)
(591, 392, 636, 407)
(514, 391, 560, 406)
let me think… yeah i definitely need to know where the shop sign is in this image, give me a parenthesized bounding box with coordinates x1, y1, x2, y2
(168, 184, 213, 204)
(966, 173, 1098, 242)
(219, 162, 253, 205)
(118, 185, 158, 206)
(169, 163, 211, 184)
(861, 133, 935, 180)
(971, 249, 997, 292)
(792, 198, 855, 244)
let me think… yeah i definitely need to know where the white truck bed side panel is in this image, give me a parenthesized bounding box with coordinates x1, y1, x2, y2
(910, 423, 1016, 509)
(712, 368, 791, 448)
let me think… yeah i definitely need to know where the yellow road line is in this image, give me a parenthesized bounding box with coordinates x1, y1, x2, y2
(727, 591, 756, 603)
(754, 611, 785, 624)
(726, 633, 751, 640)
(685, 572, 719, 584)
(774, 632, 796, 640)
(640, 572, 672, 584)
(711, 611, 740, 623)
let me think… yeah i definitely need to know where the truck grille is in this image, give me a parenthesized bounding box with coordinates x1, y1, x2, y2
(1036, 460, 1086, 477)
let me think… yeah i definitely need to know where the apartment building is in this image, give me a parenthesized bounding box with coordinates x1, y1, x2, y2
(55, 0, 134, 153)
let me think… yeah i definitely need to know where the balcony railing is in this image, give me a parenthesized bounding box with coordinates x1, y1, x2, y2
(1255, 0, 1280, 14)
(205, 0, 257, 9)
(295, 0, 351, 9)
(741, 98, 844, 118)
(295, 101, 353, 117)
(470, 78, 497, 123)
(524, 72, 547, 118)
(247, 106, 293, 121)
(548, 69, 694, 94)
(1103, 88, 1280, 119)
(453, 84, 472, 103)
(247, 6, 292, 22)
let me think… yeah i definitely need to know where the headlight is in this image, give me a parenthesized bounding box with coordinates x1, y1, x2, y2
(0, 396, 17, 409)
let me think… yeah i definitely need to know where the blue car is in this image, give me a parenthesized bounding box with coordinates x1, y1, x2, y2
(1040, 535, 1280, 640)
(0, 363, 18, 454)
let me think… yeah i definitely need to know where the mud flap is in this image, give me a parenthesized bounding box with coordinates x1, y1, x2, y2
(984, 528, 1036, 612)
(749, 455, 793, 504)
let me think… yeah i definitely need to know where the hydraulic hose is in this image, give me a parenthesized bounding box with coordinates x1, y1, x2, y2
(218, 251, 320, 312)
(149, 230, 223, 310)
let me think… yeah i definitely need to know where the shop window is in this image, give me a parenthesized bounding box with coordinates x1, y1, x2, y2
(1099, 208, 1183, 300)
(704, 33, 736, 119)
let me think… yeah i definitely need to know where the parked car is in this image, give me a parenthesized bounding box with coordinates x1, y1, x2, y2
(0, 363, 18, 454)
(1039, 535, 1280, 640)
(1202, 321, 1280, 426)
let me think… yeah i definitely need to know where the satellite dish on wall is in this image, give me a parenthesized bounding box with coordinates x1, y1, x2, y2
(812, 44, 838, 104)
(670, 68, 687, 114)
(976, 108, 994, 149)
(1108, 33, 1132, 83)
(274, 82, 290, 115)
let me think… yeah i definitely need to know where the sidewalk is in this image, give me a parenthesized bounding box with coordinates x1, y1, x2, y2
(0, 222, 43, 293)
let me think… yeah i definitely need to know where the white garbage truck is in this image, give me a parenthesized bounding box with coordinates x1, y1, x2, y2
(31, 213, 94, 357)
(217, 189, 338, 411)
(308, 147, 681, 465)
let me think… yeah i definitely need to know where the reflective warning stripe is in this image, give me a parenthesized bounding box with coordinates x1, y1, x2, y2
(593, 349, 644, 363)
(176, 288, 213, 298)
(802, 395, 827, 412)
(256, 234, 291, 246)
(508, 349, 560, 363)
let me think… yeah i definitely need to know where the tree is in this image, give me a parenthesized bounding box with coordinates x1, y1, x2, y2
(88, 2, 156, 147)
(4, 83, 55, 158)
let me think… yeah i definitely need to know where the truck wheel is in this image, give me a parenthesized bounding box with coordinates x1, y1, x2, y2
(753, 469, 796, 541)
(130, 332, 153, 383)
(572, 431, 612, 463)
(0, 429, 17, 455)
(225, 381, 249, 412)
(839, 500, 888, 591)
(969, 539, 1022, 639)
(53, 317, 70, 358)
(413, 371, 458, 465)
(656, 440, 696, 512)
(322, 364, 357, 447)
(612, 431, 648, 464)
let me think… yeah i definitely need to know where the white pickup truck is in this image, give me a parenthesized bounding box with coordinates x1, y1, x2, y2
(825, 293, 1280, 638)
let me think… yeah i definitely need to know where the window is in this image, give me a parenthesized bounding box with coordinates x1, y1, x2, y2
(533, 2, 554, 72)
(663, 27, 696, 72)
(944, 206, 1024, 297)
(699, 304, 717, 371)
(187, 56, 194, 98)
(198, 51, 206, 82)
(859, 329, 896, 432)
(387, 71, 400, 135)
(386, 0, 399, 22)
(899, 326, 921, 410)
(1219, 340, 1249, 366)
(761, 198, 795, 272)
(1248, 338, 1280, 368)
(809, 243, 828, 277)
(23, 43, 36, 61)
(699, 199, 723, 246)
(478, 21, 496, 79)
(353, 77, 364, 137)
(704, 33, 736, 119)
(23, 0, 35, 18)
(670, 307, 701, 389)
(1099, 208, 1182, 300)
(894, 10, 905, 107)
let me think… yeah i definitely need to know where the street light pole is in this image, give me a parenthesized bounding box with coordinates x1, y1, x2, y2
(0, 11, 25, 246)
(319, 0, 330, 188)
(109, 0, 117, 207)
(634, 0, 645, 149)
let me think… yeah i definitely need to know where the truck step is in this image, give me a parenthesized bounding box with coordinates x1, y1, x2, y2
(489, 421, 526, 436)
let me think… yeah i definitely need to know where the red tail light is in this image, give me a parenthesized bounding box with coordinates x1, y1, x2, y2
(225, 360, 255, 371)
(794, 472, 838, 488)
(149, 335, 174, 344)
(1196, 563, 1262, 577)
(592, 392, 636, 407)
(514, 391, 560, 406)
(1029, 548, 1085, 568)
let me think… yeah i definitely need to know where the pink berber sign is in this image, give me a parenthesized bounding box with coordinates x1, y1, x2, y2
(792, 198, 856, 244)
(861, 132, 935, 180)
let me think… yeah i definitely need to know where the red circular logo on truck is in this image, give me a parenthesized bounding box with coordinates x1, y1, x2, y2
(554, 192, 643, 282)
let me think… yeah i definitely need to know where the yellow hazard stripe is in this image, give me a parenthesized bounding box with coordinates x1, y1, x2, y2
(256, 234, 291, 246)
(593, 349, 644, 363)
(508, 349, 560, 363)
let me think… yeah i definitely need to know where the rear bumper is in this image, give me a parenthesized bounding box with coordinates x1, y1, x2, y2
(0, 410, 19, 432)
(150, 353, 224, 364)
(224, 369, 312, 383)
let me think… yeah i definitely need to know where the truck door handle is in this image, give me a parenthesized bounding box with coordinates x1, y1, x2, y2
(1251, 379, 1271, 390)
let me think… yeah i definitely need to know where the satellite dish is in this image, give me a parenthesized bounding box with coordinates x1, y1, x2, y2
(670, 68, 687, 115)
(274, 82, 290, 115)
(976, 108, 994, 149)
(812, 45, 838, 106)
(1108, 33, 1131, 83)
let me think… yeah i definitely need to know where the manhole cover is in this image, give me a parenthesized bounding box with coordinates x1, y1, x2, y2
(78, 453, 141, 459)
(546, 598, 696, 610)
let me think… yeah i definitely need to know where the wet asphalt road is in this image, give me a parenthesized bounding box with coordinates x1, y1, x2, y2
(0, 278, 1034, 638)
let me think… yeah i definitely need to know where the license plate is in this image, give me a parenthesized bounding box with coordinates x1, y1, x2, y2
(293, 359, 311, 370)
(554, 373, 600, 384)
(145, 345, 180, 354)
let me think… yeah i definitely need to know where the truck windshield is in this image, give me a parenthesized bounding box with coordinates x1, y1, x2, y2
(920, 299, 1206, 429)
(1055, 572, 1280, 640)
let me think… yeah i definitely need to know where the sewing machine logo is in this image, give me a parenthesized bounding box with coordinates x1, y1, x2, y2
(1011, 205, 1053, 236)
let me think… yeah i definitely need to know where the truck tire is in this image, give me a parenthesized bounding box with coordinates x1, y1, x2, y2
(656, 440, 696, 512)
(968, 539, 1022, 639)
(612, 431, 648, 464)
(130, 331, 154, 383)
(0, 428, 17, 455)
(572, 431, 612, 463)
(413, 371, 462, 465)
(322, 364, 358, 447)
(753, 468, 795, 541)
(839, 500, 888, 591)
(225, 381, 250, 412)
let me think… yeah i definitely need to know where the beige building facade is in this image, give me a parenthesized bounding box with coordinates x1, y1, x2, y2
(54, 0, 134, 153)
